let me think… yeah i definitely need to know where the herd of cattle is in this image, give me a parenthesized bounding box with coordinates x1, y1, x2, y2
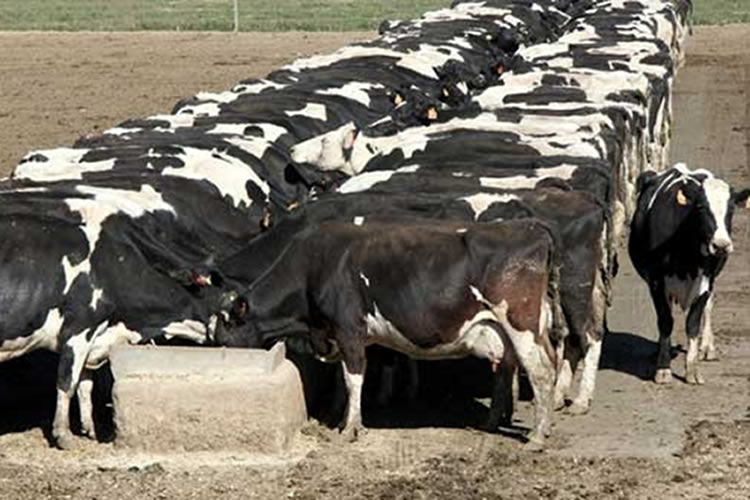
(4, 0, 745, 452)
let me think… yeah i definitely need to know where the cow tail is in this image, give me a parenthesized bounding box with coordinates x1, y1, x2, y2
(539, 220, 568, 348)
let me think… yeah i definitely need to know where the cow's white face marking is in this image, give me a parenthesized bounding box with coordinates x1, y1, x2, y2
(0, 308, 63, 362)
(703, 177, 733, 253)
(162, 319, 209, 344)
(353, 216, 365, 226)
(460, 193, 518, 220)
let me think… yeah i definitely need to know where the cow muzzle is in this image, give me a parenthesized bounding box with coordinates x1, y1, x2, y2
(709, 236, 734, 255)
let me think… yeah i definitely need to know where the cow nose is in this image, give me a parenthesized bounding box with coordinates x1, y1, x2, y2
(710, 237, 734, 255)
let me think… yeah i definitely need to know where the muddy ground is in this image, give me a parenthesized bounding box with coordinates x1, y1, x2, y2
(1, 26, 750, 499)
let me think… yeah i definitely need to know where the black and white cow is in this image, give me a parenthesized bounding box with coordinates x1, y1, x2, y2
(629, 163, 749, 384)
(215, 215, 564, 449)
(0, 184, 238, 448)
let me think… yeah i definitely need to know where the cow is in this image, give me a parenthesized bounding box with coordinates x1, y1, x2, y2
(0, 184, 238, 449)
(628, 163, 749, 385)
(214, 214, 565, 450)
(284, 183, 612, 415)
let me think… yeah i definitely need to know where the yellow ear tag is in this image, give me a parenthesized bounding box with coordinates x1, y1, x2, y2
(426, 107, 438, 120)
(676, 189, 688, 206)
(393, 94, 404, 105)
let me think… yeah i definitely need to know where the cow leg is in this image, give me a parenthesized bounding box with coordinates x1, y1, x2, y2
(340, 345, 367, 442)
(685, 292, 711, 385)
(569, 335, 603, 415)
(698, 293, 718, 361)
(404, 358, 419, 402)
(494, 300, 555, 451)
(650, 283, 674, 384)
(76, 369, 97, 440)
(53, 324, 106, 449)
(553, 339, 580, 411)
(375, 363, 395, 407)
(487, 363, 517, 430)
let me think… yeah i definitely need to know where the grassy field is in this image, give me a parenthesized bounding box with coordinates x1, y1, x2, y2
(0, 0, 746, 31)
(693, 0, 750, 24)
(0, 0, 449, 31)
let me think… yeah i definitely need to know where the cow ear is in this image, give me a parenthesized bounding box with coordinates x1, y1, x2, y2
(636, 170, 659, 194)
(733, 189, 750, 209)
(233, 296, 249, 318)
(676, 189, 689, 206)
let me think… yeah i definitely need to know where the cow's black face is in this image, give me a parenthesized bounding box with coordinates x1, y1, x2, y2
(213, 292, 261, 348)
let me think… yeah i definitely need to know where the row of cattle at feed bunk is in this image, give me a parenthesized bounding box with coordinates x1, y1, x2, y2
(2, 0, 735, 454)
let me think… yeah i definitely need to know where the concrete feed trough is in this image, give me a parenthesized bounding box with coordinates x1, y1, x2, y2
(110, 342, 306, 454)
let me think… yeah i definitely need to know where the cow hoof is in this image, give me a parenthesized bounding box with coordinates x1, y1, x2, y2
(340, 425, 366, 443)
(700, 349, 719, 362)
(654, 369, 673, 384)
(54, 432, 77, 451)
(686, 372, 705, 385)
(567, 400, 590, 416)
(552, 396, 567, 412)
(81, 428, 98, 442)
(523, 434, 545, 452)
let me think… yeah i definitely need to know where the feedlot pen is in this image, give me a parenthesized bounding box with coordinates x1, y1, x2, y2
(0, 25, 749, 499)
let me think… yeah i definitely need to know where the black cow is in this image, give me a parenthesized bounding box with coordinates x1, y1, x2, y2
(629, 164, 749, 384)
(215, 216, 564, 450)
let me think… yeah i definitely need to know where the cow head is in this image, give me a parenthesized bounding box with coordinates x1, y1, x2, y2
(290, 122, 363, 176)
(211, 291, 260, 347)
(639, 165, 750, 256)
(676, 175, 750, 255)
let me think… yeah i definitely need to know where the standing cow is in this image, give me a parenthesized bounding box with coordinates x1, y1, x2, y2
(215, 215, 565, 450)
(629, 163, 749, 384)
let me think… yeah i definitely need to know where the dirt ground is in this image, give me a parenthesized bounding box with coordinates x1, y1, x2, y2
(1, 26, 750, 499)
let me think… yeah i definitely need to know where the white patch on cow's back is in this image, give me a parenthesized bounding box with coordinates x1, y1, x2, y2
(66, 184, 175, 252)
(14, 148, 115, 182)
(164, 148, 269, 206)
(0, 308, 63, 362)
(337, 171, 396, 194)
(285, 103, 328, 122)
(479, 165, 578, 190)
(316, 82, 382, 107)
(460, 193, 518, 220)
